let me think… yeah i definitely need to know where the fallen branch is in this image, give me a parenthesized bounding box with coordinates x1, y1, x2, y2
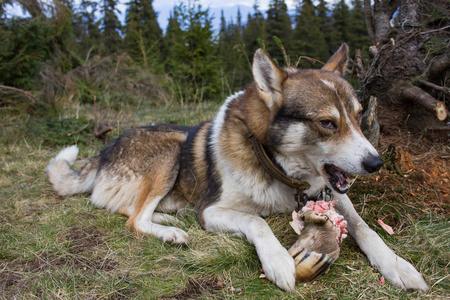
(94, 125, 113, 138)
(67, 122, 91, 136)
(416, 80, 450, 96)
(425, 126, 450, 132)
(0, 85, 37, 103)
(354, 49, 367, 80)
(394, 85, 448, 121)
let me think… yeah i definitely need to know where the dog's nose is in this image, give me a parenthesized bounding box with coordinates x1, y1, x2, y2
(362, 154, 384, 173)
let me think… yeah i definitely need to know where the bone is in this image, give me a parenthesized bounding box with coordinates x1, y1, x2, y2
(288, 201, 347, 282)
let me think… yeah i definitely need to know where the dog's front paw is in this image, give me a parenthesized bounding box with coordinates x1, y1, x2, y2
(377, 255, 428, 292)
(258, 243, 296, 292)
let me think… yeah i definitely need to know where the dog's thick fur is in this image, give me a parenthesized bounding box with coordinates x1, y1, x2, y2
(47, 45, 428, 292)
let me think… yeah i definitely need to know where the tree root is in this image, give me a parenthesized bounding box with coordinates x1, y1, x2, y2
(428, 52, 450, 80)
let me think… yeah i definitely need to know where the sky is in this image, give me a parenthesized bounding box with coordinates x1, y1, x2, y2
(151, 0, 297, 30)
(4, 0, 338, 31)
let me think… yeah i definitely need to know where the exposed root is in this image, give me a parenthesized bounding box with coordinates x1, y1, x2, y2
(428, 51, 450, 80)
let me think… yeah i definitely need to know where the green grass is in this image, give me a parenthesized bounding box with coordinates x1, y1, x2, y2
(0, 101, 448, 299)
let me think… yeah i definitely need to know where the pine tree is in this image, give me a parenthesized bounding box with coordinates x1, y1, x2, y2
(243, 1, 266, 59)
(124, 0, 162, 71)
(217, 9, 232, 93)
(74, 0, 101, 58)
(292, 0, 328, 67)
(0, 18, 53, 88)
(163, 0, 219, 102)
(0, 0, 79, 88)
(331, 0, 351, 52)
(217, 8, 249, 93)
(349, 0, 371, 56)
(100, 0, 122, 54)
(265, 0, 292, 65)
(316, 0, 333, 55)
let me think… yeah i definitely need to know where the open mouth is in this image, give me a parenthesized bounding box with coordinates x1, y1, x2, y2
(323, 164, 353, 194)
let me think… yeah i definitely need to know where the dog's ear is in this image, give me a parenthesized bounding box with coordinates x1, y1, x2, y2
(253, 49, 288, 109)
(321, 43, 349, 75)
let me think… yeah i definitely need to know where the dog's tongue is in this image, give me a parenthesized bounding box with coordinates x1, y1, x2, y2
(336, 169, 350, 189)
(324, 164, 352, 193)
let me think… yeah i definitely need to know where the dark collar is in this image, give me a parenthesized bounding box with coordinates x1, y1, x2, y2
(248, 132, 311, 192)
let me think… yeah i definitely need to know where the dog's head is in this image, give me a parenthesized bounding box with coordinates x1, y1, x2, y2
(252, 44, 383, 194)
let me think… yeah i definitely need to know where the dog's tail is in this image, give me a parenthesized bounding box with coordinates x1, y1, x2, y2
(46, 145, 98, 196)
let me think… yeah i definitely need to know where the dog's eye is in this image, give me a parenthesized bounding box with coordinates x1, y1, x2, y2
(319, 120, 337, 130)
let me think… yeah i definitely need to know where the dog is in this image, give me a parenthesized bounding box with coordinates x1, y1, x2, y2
(47, 44, 428, 292)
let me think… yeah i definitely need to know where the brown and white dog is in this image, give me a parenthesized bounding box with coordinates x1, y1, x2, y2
(47, 44, 428, 292)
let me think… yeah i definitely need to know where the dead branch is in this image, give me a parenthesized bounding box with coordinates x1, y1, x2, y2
(93, 96, 113, 139)
(354, 49, 367, 80)
(416, 80, 450, 96)
(426, 126, 450, 132)
(0, 85, 37, 103)
(394, 85, 448, 121)
(94, 125, 113, 138)
(419, 25, 450, 35)
(425, 125, 450, 139)
(67, 122, 91, 136)
(294, 56, 324, 68)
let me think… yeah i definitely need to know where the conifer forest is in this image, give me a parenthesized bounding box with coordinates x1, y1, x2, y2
(0, 0, 448, 126)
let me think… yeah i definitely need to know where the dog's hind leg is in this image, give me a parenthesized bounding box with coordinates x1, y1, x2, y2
(126, 170, 189, 245)
(334, 193, 429, 291)
(119, 206, 179, 225)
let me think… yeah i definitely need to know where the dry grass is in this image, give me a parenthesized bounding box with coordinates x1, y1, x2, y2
(0, 101, 448, 299)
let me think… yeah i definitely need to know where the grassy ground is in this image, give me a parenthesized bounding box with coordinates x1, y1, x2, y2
(0, 100, 448, 299)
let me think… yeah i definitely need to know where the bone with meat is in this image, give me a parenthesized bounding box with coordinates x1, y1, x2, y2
(288, 200, 348, 282)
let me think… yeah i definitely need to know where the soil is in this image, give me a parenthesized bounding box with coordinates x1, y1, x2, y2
(161, 277, 222, 299)
(353, 105, 449, 218)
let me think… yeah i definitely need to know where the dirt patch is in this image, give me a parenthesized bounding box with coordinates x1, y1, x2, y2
(161, 277, 222, 299)
(65, 226, 105, 254)
(360, 98, 449, 217)
(349, 135, 449, 225)
(0, 258, 41, 298)
(0, 250, 118, 298)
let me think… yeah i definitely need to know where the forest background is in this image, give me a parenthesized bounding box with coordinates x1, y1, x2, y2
(0, 0, 372, 108)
